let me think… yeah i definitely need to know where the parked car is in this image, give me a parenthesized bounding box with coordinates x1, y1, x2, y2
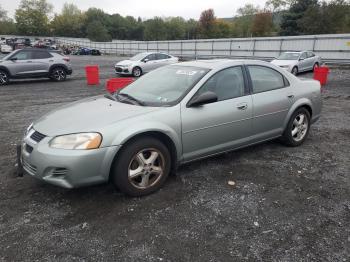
(0, 48, 72, 85)
(18, 59, 322, 196)
(91, 49, 101, 56)
(1, 44, 13, 54)
(115, 52, 179, 77)
(271, 51, 322, 75)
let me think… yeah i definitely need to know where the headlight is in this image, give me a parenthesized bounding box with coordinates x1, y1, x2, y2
(49, 133, 102, 150)
(25, 123, 33, 135)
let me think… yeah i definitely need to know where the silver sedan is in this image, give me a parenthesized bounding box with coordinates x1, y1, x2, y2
(271, 51, 322, 75)
(115, 52, 179, 77)
(20, 60, 322, 196)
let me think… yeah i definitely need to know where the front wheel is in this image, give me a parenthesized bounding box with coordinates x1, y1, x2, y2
(282, 108, 311, 147)
(313, 63, 319, 72)
(111, 137, 171, 197)
(291, 66, 298, 76)
(50, 67, 67, 82)
(132, 67, 142, 77)
(0, 70, 10, 85)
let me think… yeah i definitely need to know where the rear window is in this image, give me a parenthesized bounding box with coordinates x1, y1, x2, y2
(33, 51, 52, 59)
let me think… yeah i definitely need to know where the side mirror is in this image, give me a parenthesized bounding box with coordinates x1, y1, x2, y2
(299, 57, 304, 61)
(143, 58, 149, 63)
(10, 57, 18, 61)
(188, 91, 218, 107)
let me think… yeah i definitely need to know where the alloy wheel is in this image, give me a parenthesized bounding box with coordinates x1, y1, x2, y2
(133, 68, 141, 77)
(128, 148, 165, 189)
(0, 71, 8, 85)
(291, 113, 309, 142)
(53, 69, 66, 81)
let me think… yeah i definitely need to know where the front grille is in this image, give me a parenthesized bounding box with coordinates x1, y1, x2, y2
(115, 67, 122, 72)
(52, 168, 68, 176)
(25, 144, 33, 153)
(30, 131, 46, 143)
(22, 160, 37, 175)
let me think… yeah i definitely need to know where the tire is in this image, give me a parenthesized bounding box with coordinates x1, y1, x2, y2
(313, 62, 319, 72)
(282, 107, 311, 147)
(111, 137, 171, 197)
(291, 66, 298, 76)
(132, 67, 142, 77)
(50, 67, 67, 82)
(0, 70, 10, 85)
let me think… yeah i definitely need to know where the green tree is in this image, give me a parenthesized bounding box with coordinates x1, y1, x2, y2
(166, 17, 187, 40)
(15, 0, 53, 35)
(86, 20, 111, 42)
(280, 0, 318, 35)
(234, 4, 260, 37)
(51, 3, 85, 37)
(0, 4, 17, 34)
(144, 17, 167, 40)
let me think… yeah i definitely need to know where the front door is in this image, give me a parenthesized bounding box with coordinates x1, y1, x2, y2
(181, 66, 253, 161)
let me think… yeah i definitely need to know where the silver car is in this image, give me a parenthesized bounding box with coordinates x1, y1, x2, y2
(20, 60, 322, 196)
(271, 51, 322, 75)
(115, 52, 179, 77)
(0, 48, 72, 85)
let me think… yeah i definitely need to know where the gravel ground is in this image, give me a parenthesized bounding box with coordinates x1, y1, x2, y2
(0, 55, 349, 261)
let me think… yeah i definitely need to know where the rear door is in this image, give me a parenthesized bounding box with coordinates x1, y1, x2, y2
(247, 65, 292, 142)
(298, 52, 308, 72)
(181, 66, 253, 161)
(32, 50, 53, 74)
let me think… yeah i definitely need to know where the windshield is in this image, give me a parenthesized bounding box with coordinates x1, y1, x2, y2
(118, 65, 210, 106)
(130, 53, 149, 61)
(277, 53, 300, 60)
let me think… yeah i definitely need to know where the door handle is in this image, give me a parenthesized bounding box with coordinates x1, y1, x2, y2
(49, 60, 54, 62)
(287, 95, 294, 99)
(236, 103, 248, 110)
(27, 61, 32, 63)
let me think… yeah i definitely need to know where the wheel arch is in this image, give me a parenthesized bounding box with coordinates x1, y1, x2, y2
(49, 64, 69, 74)
(109, 130, 180, 180)
(0, 66, 11, 77)
(283, 99, 313, 130)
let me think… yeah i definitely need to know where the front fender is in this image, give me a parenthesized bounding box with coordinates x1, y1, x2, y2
(283, 98, 313, 130)
(106, 121, 182, 161)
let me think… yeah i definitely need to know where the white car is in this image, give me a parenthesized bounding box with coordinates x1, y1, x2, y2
(1, 44, 13, 54)
(115, 52, 179, 77)
(271, 51, 322, 75)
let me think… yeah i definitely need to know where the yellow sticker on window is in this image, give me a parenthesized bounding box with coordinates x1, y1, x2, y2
(347, 41, 350, 47)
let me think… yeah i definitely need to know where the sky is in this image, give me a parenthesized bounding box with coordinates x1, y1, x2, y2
(0, 0, 266, 20)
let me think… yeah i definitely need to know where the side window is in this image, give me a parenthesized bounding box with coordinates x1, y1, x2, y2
(196, 66, 245, 101)
(248, 65, 286, 94)
(156, 53, 170, 60)
(33, 51, 52, 59)
(307, 52, 315, 58)
(145, 54, 156, 61)
(11, 51, 33, 60)
(300, 52, 307, 60)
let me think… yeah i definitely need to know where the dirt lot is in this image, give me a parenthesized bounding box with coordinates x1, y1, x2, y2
(0, 56, 349, 261)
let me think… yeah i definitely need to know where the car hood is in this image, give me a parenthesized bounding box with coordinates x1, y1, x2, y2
(33, 95, 160, 137)
(116, 60, 135, 66)
(271, 60, 296, 66)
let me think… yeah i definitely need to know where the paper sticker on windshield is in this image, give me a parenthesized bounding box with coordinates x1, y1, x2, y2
(176, 70, 197, 76)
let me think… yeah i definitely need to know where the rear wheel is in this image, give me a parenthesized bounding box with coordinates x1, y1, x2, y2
(50, 67, 67, 82)
(111, 137, 171, 197)
(282, 107, 311, 147)
(132, 67, 142, 77)
(291, 66, 298, 76)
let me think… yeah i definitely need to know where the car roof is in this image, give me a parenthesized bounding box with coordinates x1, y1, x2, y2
(173, 59, 271, 70)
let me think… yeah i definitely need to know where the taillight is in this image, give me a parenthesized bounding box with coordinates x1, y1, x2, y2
(63, 57, 70, 62)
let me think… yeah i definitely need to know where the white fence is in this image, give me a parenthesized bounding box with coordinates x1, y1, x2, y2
(55, 34, 350, 64)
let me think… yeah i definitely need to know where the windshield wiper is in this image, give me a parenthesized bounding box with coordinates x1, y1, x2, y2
(117, 93, 145, 106)
(104, 94, 117, 101)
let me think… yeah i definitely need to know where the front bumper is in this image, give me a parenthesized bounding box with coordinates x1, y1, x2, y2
(115, 66, 131, 75)
(20, 130, 120, 188)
